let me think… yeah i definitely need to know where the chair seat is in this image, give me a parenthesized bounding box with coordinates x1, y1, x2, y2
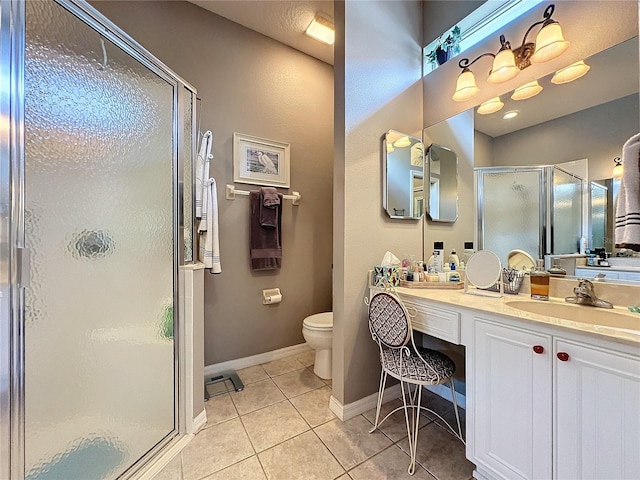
(380, 346, 455, 384)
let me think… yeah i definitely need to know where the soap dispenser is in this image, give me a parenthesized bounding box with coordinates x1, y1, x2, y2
(449, 250, 460, 269)
(530, 259, 550, 301)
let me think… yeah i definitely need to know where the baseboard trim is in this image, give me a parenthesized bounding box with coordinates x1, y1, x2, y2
(329, 383, 402, 421)
(425, 384, 467, 410)
(204, 343, 312, 378)
(191, 409, 207, 434)
(136, 434, 193, 480)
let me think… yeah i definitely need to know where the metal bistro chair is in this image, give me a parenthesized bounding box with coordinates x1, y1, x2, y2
(365, 286, 463, 475)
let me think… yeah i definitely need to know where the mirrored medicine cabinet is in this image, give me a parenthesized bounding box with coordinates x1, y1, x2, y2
(427, 144, 458, 223)
(383, 130, 424, 220)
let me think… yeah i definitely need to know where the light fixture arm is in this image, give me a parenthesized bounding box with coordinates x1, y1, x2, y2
(458, 51, 495, 70)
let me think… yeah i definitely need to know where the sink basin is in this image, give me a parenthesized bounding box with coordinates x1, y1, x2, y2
(504, 299, 640, 333)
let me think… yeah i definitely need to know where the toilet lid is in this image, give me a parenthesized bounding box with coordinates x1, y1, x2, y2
(303, 312, 333, 329)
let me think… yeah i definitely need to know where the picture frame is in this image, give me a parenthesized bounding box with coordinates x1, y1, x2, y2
(233, 133, 290, 188)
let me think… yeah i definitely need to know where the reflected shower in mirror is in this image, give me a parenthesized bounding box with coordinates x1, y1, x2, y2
(427, 144, 458, 222)
(383, 130, 424, 219)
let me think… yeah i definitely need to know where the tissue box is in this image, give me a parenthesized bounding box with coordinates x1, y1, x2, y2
(373, 266, 402, 286)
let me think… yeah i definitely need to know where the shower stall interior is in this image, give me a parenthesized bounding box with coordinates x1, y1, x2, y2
(1, 1, 197, 478)
(475, 165, 585, 267)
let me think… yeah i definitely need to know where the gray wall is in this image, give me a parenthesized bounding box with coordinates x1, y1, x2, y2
(489, 95, 640, 180)
(334, 0, 424, 405)
(92, 1, 334, 365)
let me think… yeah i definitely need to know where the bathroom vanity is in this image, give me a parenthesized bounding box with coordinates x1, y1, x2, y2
(394, 286, 639, 480)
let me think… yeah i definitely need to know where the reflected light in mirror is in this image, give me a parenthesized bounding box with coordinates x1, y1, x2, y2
(487, 48, 519, 84)
(530, 21, 570, 63)
(477, 97, 504, 115)
(394, 136, 411, 148)
(503, 110, 519, 119)
(551, 60, 591, 84)
(511, 80, 543, 100)
(452, 69, 480, 101)
(613, 156, 623, 178)
(305, 13, 335, 45)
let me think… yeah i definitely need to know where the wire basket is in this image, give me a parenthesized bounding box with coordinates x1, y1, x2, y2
(485, 268, 526, 294)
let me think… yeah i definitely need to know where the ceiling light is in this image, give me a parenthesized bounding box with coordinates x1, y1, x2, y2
(551, 60, 590, 84)
(613, 156, 623, 178)
(477, 97, 504, 115)
(503, 110, 519, 120)
(305, 13, 335, 45)
(453, 4, 568, 102)
(511, 80, 543, 100)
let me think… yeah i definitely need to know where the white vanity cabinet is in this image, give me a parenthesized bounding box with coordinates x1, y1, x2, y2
(472, 318, 553, 480)
(575, 266, 640, 282)
(470, 314, 640, 480)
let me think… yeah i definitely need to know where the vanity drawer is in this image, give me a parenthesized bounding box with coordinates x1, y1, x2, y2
(402, 300, 461, 344)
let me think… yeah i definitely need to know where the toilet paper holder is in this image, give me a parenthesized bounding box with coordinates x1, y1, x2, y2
(262, 288, 282, 305)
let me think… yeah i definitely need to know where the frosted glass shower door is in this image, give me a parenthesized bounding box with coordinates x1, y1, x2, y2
(24, 1, 177, 479)
(478, 169, 544, 265)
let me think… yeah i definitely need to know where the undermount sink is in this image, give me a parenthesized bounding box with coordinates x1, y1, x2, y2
(504, 299, 640, 333)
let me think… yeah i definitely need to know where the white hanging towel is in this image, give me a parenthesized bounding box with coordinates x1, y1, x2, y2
(615, 132, 640, 250)
(195, 130, 213, 218)
(198, 178, 222, 273)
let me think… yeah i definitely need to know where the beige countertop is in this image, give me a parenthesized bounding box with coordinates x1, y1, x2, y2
(395, 287, 640, 346)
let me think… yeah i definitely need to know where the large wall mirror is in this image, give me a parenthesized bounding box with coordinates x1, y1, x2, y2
(427, 143, 458, 222)
(383, 130, 424, 219)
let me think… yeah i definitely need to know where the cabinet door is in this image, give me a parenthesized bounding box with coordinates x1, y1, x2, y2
(554, 339, 640, 480)
(474, 319, 552, 480)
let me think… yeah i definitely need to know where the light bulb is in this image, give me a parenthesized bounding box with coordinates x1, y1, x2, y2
(452, 69, 480, 102)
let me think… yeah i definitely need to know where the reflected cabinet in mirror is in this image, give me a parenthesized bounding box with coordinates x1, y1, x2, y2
(383, 130, 424, 219)
(427, 144, 458, 222)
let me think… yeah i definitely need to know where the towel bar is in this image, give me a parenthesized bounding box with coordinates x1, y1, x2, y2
(225, 184, 301, 205)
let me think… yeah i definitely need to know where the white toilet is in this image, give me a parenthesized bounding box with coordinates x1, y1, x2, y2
(302, 312, 333, 380)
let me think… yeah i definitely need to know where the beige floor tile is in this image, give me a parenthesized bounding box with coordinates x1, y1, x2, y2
(203, 392, 238, 427)
(272, 367, 325, 398)
(237, 365, 270, 385)
(336, 475, 352, 480)
(181, 418, 254, 480)
(314, 416, 393, 470)
(290, 385, 335, 427)
(398, 422, 474, 480)
(348, 444, 436, 480)
(261, 356, 307, 377)
(421, 390, 466, 438)
(362, 398, 431, 442)
(230, 378, 286, 415)
(258, 431, 345, 480)
(241, 400, 310, 452)
(205, 455, 267, 480)
(153, 454, 182, 480)
(295, 349, 316, 367)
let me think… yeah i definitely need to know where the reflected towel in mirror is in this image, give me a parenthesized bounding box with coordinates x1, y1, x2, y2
(615, 132, 640, 251)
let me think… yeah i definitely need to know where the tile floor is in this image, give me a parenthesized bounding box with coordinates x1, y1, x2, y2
(154, 351, 474, 480)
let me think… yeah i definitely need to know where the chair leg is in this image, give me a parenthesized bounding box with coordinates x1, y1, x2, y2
(369, 370, 387, 433)
(450, 378, 463, 441)
(406, 382, 422, 475)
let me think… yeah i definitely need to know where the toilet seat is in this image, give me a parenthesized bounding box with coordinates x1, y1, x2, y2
(303, 312, 333, 331)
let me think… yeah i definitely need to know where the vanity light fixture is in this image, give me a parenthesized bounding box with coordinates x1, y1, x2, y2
(477, 97, 504, 115)
(511, 80, 543, 100)
(613, 156, 623, 178)
(551, 60, 590, 84)
(452, 4, 569, 102)
(503, 110, 519, 120)
(305, 12, 335, 45)
(394, 136, 412, 148)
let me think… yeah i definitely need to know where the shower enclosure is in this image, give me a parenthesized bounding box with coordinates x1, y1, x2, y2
(476, 166, 584, 266)
(1, 1, 196, 478)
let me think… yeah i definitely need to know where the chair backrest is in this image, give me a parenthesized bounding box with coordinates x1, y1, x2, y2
(367, 292, 411, 348)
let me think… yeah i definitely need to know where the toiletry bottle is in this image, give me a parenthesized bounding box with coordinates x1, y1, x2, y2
(443, 262, 451, 281)
(449, 250, 460, 269)
(458, 261, 466, 283)
(433, 242, 444, 272)
(530, 259, 550, 301)
(463, 242, 475, 264)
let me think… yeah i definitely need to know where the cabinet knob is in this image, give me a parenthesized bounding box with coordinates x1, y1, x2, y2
(533, 345, 544, 354)
(557, 352, 570, 362)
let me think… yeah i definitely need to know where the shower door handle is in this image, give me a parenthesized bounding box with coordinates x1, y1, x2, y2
(17, 247, 30, 289)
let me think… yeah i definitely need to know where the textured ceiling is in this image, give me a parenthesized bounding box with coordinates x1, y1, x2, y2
(188, 0, 335, 65)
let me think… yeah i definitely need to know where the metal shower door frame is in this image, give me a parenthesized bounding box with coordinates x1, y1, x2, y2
(0, 0, 197, 478)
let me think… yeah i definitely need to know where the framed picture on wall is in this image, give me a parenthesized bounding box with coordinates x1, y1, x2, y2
(233, 132, 290, 188)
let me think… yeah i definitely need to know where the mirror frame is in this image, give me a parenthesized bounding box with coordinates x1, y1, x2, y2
(426, 143, 458, 223)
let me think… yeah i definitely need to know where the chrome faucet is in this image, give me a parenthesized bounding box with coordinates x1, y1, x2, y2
(565, 279, 613, 308)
